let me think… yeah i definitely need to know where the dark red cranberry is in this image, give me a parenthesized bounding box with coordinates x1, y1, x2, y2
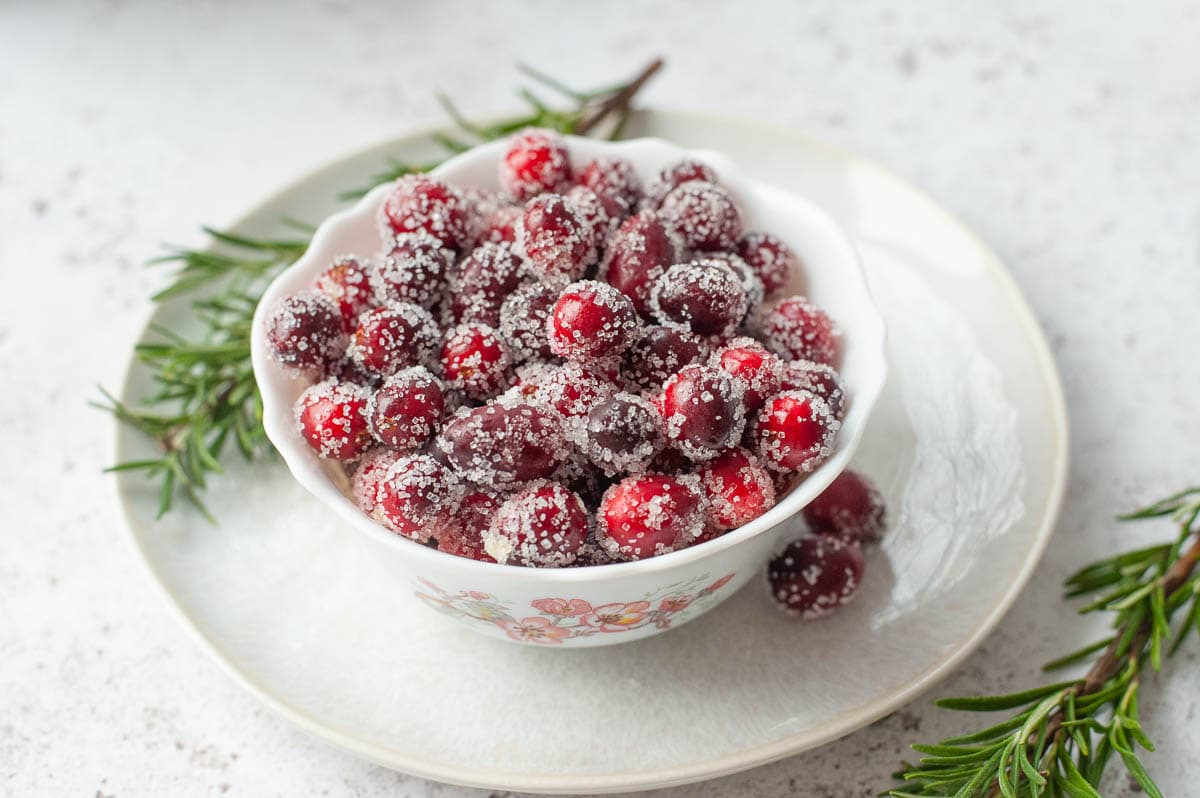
(498, 278, 566, 363)
(265, 291, 344, 372)
(759, 296, 840, 365)
(699, 448, 776, 530)
(367, 367, 444, 450)
(658, 180, 742, 251)
(565, 185, 613, 254)
(350, 448, 401, 514)
(574, 156, 642, 218)
(548, 280, 639, 362)
(374, 453, 462, 542)
(509, 361, 612, 419)
(737, 232, 796, 298)
(599, 211, 681, 318)
(484, 481, 589, 567)
(753, 390, 839, 473)
(380, 174, 472, 251)
(780, 359, 846, 419)
(350, 302, 440, 377)
(597, 474, 706, 560)
(477, 204, 523, 245)
(316, 256, 374, 332)
(500, 128, 571, 201)
(651, 261, 749, 339)
(371, 232, 453, 309)
(448, 242, 526, 327)
(768, 535, 865, 618)
(439, 489, 502, 562)
(645, 159, 719, 207)
(660, 365, 747, 461)
(517, 194, 593, 279)
(295, 379, 373, 461)
(712, 337, 783, 414)
(804, 470, 887, 546)
(704, 252, 764, 320)
(620, 325, 708, 393)
(582, 392, 664, 476)
(435, 400, 567, 489)
(440, 323, 512, 400)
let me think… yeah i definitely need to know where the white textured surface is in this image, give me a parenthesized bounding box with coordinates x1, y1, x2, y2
(2, 2, 1199, 797)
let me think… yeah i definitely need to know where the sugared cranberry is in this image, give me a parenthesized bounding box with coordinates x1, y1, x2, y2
(780, 359, 846, 419)
(517, 194, 593, 279)
(759, 296, 840, 365)
(548, 280, 639, 362)
(712, 337, 783, 414)
(435, 400, 567, 489)
(350, 302, 440, 377)
(484, 481, 589, 567)
(295, 379, 372, 460)
(500, 128, 571, 201)
(651, 261, 750, 339)
(582, 392, 664, 476)
(574, 156, 641, 218)
(498, 278, 565, 363)
(448, 242, 526, 327)
(767, 535, 865, 619)
(597, 474, 706, 560)
(658, 181, 742, 251)
(366, 367, 444, 450)
(265, 291, 344, 372)
(371, 232, 453, 309)
(439, 489, 502, 562)
(380, 174, 471, 251)
(699, 448, 776, 530)
(477, 204, 523, 245)
(704, 252, 764, 321)
(350, 448, 401, 514)
(599, 211, 681, 318)
(737, 232, 796, 298)
(645, 159, 719, 207)
(620, 325, 708, 393)
(374, 453, 462, 542)
(565, 185, 613, 254)
(509, 361, 613, 419)
(753, 390, 839, 473)
(440, 323, 512, 400)
(804, 469, 886, 546)
(316, 256, 374, 332)
(660, 365, 747, 462)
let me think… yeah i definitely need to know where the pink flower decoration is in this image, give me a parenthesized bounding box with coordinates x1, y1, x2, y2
(658, 595, 693, 613)
(580, 601, 651, 632)
(467, 590, 490, 601)
(531, 597, 593, 616)
(496, 616, 570, 644)
(706, 573, 735, 593)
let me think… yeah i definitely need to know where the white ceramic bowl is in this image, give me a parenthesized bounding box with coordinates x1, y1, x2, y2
(249, 135, 886, 647)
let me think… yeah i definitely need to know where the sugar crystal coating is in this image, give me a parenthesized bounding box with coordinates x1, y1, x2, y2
(294, 378, 373, 460)
(379, 174, 472, 251)
(448, 242, 526, 327)
(575, 156, 642, 218)
(780, 359, 846, 419)
(753, 389, 840, 473)
(371, 232, 454, 309)
(711, 336, 783, 414)
(434, 399, 568, 490)
(500, 128, 571, 201)
(484, 481, 589, 567)
(660, 364, 747, 462)
(439, 489, 503, 562)
(658, 180, 742, 251)
(582, 392, 665, 476)
(497, 277, 566, 363)
(266, 291, 345, 373)
(620, 325, 709, 393)
(440, 323, 513, 400)
(548, 280, 639, 362)
(597, 474, 707, 560)
(758, 295, 841, 365)
(316, 256, 375, 332)
(366, 366, 444, 450)
(650, 260, 750, 339)
(349, 301, 440, 377)
(598, 211, 681, 318)
(767, 535, 864, 619)
(350, 448, 401, 514)
(644, 159, 719, 208)
(517, 194, 593, 279)
(737, 232, 797, 297)
(699, 447, 777, 530)
(374, 453, 464, 542)
(803, 469, 887, 546)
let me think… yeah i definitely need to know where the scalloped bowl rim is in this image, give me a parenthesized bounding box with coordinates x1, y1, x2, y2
(249, 134, 887, 584)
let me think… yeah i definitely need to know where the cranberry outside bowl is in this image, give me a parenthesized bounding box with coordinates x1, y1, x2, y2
(249, 135, 886, 648)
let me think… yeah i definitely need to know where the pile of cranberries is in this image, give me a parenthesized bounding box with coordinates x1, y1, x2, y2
(266, 128, 880, 616)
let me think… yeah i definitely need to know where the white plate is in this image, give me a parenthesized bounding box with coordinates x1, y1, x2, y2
(114, 111, 1068, 794)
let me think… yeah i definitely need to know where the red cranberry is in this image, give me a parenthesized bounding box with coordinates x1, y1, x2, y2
(804, 470, 886, 546)
(599, 211, 681, 318)
(548, 280, 639, 362)
(371, 232, 453, 309)
(597, 474, 706, 560)
(498, 278, 565, 363)
(737, 232, 796, 298)
(699, 448, 777, 530)
(484, 481, 589, 567)
(620, 325, 709, 393)
(350, 302, 440, 377)
(435, 400, 567, 489)
(350, 448, 401, 514)
(265, 291, 344, 372)
(574, 156, 641, 218)
(780, 359, 846, 419)
(565, 185, 613, 254)
(704, 252, 765, 320)
(440, 323, 512, 400)
(712, 337, 783, 414)
(660, 365, 747, 462)
(316, 256, 374, 332)
(448, 242, 526, 327)
(658, 180, 742, 252)
(477, 204, 523, 245)
(753, 390, 839, 473)
(767, 535, 865, 619)
(645, 159, 719, 207)
(651, 261, 750, 339)
(582, 392, 664, 476)
(367, 367, 444, 450)
(380, 174, 472, 251)
(509, 361, 613, 419)
(517, 194, 593, 279)
(439, 489, 502, 562)
(759, 296, 840, 365)
(374, 453, 463, 542)
(500, 128, 571, 201)
(295, 379, 373, 461)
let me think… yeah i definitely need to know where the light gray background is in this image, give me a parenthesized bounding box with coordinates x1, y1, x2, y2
(3, 2, 1199, 796)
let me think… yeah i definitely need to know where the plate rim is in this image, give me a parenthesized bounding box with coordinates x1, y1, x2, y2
(111, 108, 1070, 794)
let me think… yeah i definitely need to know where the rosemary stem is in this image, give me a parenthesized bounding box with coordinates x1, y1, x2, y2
(574, 57, 664, 134)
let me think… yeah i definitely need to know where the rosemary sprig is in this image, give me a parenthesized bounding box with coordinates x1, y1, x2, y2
(893, 487, 1200, 797)
(98, 60, 664, 520)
